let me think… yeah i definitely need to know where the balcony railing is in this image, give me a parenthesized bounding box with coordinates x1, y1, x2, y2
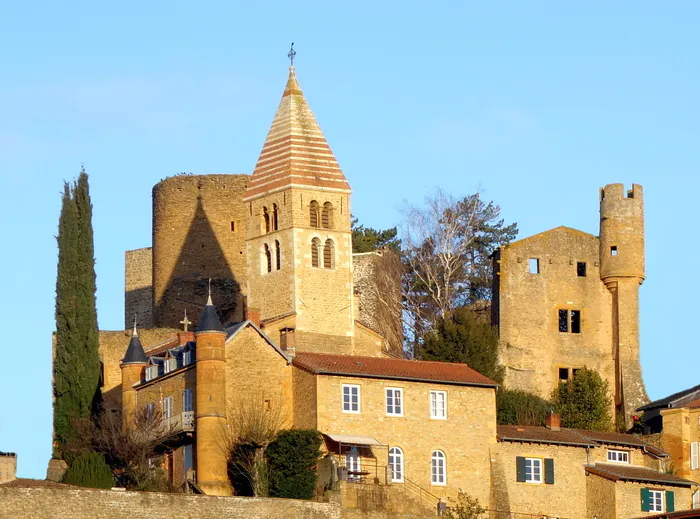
(163, 411, 195, 433)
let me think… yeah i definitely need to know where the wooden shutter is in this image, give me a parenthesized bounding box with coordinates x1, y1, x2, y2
(640, 488, 650, 512)
(544, 458, 555, 485)
(666, 491, 675, 513)
(692, 442, 699, 470)
(516, 457, 526, 482)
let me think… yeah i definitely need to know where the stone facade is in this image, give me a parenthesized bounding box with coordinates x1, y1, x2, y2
(492, 183, 649, 424)
(0, 453, 16, 484)
(661, 406, 700, 485)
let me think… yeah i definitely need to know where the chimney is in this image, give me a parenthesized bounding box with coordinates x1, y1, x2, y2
(246, 308, 261, 327)
(546, 412, 561, 431)
(280, 327, 296, 356)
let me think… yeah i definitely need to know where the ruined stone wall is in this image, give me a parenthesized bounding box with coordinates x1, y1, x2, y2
(0, 486, 340, 519)
(352, 251, 403, 356)
(494, 227, 616, 404)
(152, 174, 249, 329)
(0, 454, 16, 484)
(124, 247, 153, 329)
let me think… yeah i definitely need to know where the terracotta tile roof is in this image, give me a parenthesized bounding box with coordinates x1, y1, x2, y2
(497, 425, 668, 457)
(497, 425, 597, 447)
(685, 399, 700, 409)
(585, 464, 697, 487)
(292, 353, 498, 387)
(243, 67, 351, 201)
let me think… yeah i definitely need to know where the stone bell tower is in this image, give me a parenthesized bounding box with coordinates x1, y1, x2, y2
(242, 60, 355, 355)
(599, 183, 649, 423)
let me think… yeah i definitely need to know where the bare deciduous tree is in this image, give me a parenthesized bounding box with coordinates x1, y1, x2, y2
(222, 395, 285, 497)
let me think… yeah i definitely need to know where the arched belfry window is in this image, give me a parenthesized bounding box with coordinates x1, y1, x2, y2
(272, 203, 279, 231)
(323, 239, 334, 269)
(311, 238, 321, 268)
(264, 244, 272, 273)
(310, 200, 320, 228)
(263, 206, 270, 234)
(322, 202, 333, 229)
(275, 240, 281, 270)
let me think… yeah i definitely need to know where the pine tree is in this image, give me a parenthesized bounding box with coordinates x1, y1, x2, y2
(53, 168, 101, 458)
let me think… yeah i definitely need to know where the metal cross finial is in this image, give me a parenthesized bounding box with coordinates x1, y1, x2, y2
(132, 315, 138, 336)
(180, 309, 191, 332)
(206, 278, 213, 306)
(288, 42, 296, 67)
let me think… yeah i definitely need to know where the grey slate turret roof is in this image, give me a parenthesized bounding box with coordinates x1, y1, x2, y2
(122, 326, 148, 364)
(197, 293, 225, 333)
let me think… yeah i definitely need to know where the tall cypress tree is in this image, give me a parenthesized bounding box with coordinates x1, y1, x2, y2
(53, 168, 101, 457)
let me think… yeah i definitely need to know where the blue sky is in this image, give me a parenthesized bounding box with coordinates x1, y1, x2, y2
(1, 2, 698, 478)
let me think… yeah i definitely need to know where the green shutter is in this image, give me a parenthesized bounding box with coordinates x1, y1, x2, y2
(666, 491, 675, 512)
(516, 457, 526, 482)
(641, 488, 650, 512)
(544, 458, 555, 485)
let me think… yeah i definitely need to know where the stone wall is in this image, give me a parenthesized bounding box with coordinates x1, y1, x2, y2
(0, 453, 16, 484)
(615, 480, 692, 518)
(661, 407, 700, 483)
(125, 247, 153, 329)
(494, 227, 616, 405)
(0, 486, 340, 519)
(152, 174, 249, 329)
(586, 472, 617, 519)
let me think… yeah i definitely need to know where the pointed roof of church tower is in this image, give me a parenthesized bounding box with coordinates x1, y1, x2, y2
(243, 65, 351, 201)
(197, 283, 226, 334)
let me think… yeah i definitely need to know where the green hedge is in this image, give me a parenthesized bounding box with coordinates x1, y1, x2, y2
(497, 389, 551, 426)
(266, 430, 321, 499)
(62, 451, 114, 489)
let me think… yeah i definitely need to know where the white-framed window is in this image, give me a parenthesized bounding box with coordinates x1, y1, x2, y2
(524, 458, 542, 483)
(386, 388, 403, 416)
(164, 357, 177, 374)
(692, 442, 699, 470)
(163, 396, 173, 420)
(692, 490, 700, 509)
(145, 365, 158, 381)
(431, 450, 446, 485)
(389, 447, 404, 482)
(346, 447, 361, 481)
(649, 490, 664, 513)
(607, 450, 630, 464)
(430, 390, 447, 420)
(342, 384, 360, 413)
(183, 388, 193, 412)
(145, 403, 155, 421)
(183, 350, 192, 366)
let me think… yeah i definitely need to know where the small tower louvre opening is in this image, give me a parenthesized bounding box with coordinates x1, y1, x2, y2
(323, 239, 334, 269)
(311, 238, 320, 268)
(310, 200, 320, 228)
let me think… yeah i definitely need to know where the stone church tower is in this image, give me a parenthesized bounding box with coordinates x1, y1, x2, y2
(243, 66, 355, 354)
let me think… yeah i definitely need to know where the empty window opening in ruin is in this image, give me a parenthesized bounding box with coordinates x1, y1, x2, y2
(558, 368, 570, 381)
(230, 221, 235, 232)
(626, 189, 634, 199)
(577, 262, 587, 277)
(610, 246, 618, 256)
(558, 309, 581, 333)
(529, 258, 540, 274)
(572, 368, 581, 377)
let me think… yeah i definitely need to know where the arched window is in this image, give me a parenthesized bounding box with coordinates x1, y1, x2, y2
(275, 240, 281, 270)
(311, 238, 321, 268)
(323, 239, 334, 269)
(322, 202, 333, 229)
(309, 200, 320, 228)
(431, 450, 446, 485)
(346, 447, 361, 482)
(264, 244, 272, 273)
(272, 204, 279, 231)
(389, 447, 404, 483)
(263, 206, 270, 234)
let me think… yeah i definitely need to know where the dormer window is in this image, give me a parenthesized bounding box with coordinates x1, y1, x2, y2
(145, 365, 158, 382)
(183, 350, 192, 366)
(607, 449, 629, 463)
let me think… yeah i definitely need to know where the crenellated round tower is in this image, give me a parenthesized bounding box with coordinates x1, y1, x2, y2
(599, 183, 649, 424)
(152, 174, 249, 329)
